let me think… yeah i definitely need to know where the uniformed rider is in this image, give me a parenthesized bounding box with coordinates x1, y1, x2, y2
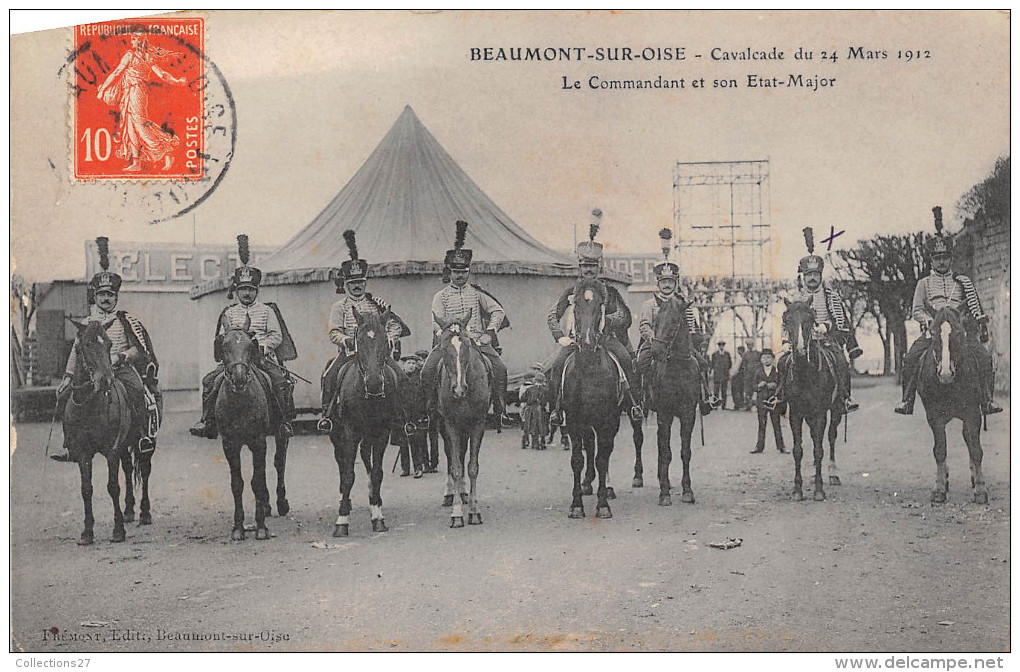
(894, 207, 1002, 416)
(190, 235, 297, 439)
(317, 229, 412, 433)
(546, 209, 642, 425)
(420, 220, 512, 427)
(56, 236, 161, 457)
(769, 227, 861, 413)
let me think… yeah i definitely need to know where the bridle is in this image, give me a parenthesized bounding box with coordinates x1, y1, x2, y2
(573, 286, 607, 354)
(68, 334, 112, 405)
(651, 298, 690, 363)
(222, 330, 255, 394)
(354, 326, 388, 399)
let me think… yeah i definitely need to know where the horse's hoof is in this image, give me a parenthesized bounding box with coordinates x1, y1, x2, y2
(123, 510, 136, 523)
(333, 524, 349, 537)
(581, 484, 593, 496)
(276, 499, 290, 517)
(658, 493, 672, 507)
(606, 487, 617, 500)
(450, 516, 464, 529)
(442, 495, 454, 507)
(681, 490, 696, 504)
(372, 519, 389, 533)
(974, 491, 989, 505)
(596, 506, 613, 519)
(111, 529, 126, 543)
(78, 532, 94, 546)
(931, 490, 947, 505)
(231, 528, 246, 541)
(632, 476, 644, 488)
(255, 527, 270, 541)
(139, 512, 152, 526)
(813, 490, 826, 502)
(829, 476, 841, 486)
(468, 512, 483, 525)
(568, 506, 585, 519)
(793, 489, 804, 502)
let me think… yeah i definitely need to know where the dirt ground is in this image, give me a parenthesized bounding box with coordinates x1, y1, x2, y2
(10, 380, 1010, 652)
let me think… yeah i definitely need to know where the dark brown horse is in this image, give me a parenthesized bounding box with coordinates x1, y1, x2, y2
(434, 313, 490, 528)
(563, 279, 622, 519)
(648, 296, 702, 506)
(918, 306, 987, 504)
(215, 319, 273, 540)
(329, 309, 400, 536)
(781, 300, 844, 501)
(62, 320, 152, 545)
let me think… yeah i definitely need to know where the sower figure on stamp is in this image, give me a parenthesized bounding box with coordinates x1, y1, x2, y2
(191, 235, 298, 439)
(55, 236, 161, 460)
(547, 209, 642, 426)
(317, 230, 412, 433)
(634, 228, 713, 414)
(894, 207, 1002, 416)
(420, 220, 513, 428)
(767, 227, 862, 414)
(750, 348, 787, 454)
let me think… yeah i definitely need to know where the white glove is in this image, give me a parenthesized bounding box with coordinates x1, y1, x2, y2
(478, 333, 492, 346)
(557, 337, 573, 348)
(813, 323, 829, 336)
(780, 342, 792, 355)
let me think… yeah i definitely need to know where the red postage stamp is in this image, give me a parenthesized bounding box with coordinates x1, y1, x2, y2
(72, 17, 205, 181)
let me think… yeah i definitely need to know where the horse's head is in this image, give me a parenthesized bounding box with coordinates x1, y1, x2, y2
(71, 320, 115, 395)
(652, 296, 692, 361)
(782, 299, 815, 357)
(435, 311, 475, 399)
(931, 306, 966, 384)
(354, 307, 391, 397)
(218, 308, 256, 393)
(572, 278, 607, 354)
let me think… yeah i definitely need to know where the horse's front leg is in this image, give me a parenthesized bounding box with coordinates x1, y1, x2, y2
(273, 435, 290, 517)
(567, 426, 586, 519)
(447, 426, 467, 528)
(138, 451, 153, 525)
(594, 425, 614, 519)
(369, 427, 389, 533)
(928, 410, 949, 504)
(77, 454, 95, 546)
(656, 413, 673, 506)
(790, 411, 805, 501)
(223, 442, 246, 540)
(581, 427, 596, 496)
(827, 410, 842, 486)
(632, 414, 645, 488)
(963, 409, 987, 504)
(107, 451, 126, 542)
(121, 450, 136, 523)
(809, 416, 826, 501)
(251, 437, 271, 540)
(679, 403, 697, 504)
(467, 424, 484, 525)
(441, 424, 455, 507)
(332, 429, 357, 537)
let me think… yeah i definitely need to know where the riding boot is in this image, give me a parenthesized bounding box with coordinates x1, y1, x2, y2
(273, 381, 295, 438)
(983, 383, 1004, 415)
(894, 371, 918, 415)
(189, 385, 219, 439)
(843, 369, 859, 413)
(318, 369, 337, 433)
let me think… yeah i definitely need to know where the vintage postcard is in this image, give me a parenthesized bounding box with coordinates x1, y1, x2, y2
(9, 10, 1010, 657)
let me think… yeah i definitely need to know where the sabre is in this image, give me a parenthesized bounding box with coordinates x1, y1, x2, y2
(261, 359, 313, 385)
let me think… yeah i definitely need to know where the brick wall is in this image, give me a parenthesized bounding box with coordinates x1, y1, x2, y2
(956, 217, 1010, 394)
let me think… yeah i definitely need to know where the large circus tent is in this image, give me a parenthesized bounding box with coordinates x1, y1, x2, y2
(190, 106, 629, 413)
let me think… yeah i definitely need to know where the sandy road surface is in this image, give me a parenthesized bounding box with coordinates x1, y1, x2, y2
(10, 381, 1010, 652)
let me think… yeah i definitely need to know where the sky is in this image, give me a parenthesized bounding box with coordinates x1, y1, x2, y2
(10, 10, 1010, 283)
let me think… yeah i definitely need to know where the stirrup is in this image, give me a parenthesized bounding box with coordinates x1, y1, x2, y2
(707, 394, 723, 410)
(983, 401, 1003, 415)
(844, 398, 859, 413)
(848, 346, 863, 360)
(549, 409, 563, 427)
(628, 405, 643, 422)
(762, 396, 778, 412)
(137, 436, 155, 455)
(404, 420, 417, 436)
(278, 421, 294, 438)
(499, 413, 513, 428)
(317, 417, 333, 433)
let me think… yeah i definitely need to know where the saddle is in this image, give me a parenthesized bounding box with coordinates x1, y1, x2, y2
(560, 349, 627, 408)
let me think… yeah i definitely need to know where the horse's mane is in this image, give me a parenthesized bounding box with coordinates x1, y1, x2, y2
(931, 305, 965, 333)
(573, 277, 607, 302)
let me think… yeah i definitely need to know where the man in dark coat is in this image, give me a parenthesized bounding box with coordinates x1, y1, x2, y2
(710, 341, 732, 409)
(750, 348, 787, 454)
(731, 345, 746, 410)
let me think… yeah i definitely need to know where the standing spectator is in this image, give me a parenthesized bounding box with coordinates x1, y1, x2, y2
(750, 348, 787, 454)
(742, 339, 761, 410)
(710, 341, 732, 409)
(731, 345, 747, 410)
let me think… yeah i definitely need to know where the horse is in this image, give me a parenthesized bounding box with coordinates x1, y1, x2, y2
(918, 306, 987, 504)
(781, 300, 845, 502)
(62, 320, 155, 545)
(432, 312, 490, 528)
(215, 317, 278, 541)
(328, 308, 402, 536)
(562, 278, 623, 520)
(647, 296, 703, 506)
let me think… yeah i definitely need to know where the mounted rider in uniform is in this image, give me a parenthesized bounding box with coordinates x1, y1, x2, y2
(546, 209, 642, 426)
(317, 229, 412, 433)
(190, 235, 298, 439)
(420, 220, 512, 427)
(894, 206, 1002, 416)
(634, 228, 714, 413)
(56, 236, 161, 458)
(768, 227, 861, 414)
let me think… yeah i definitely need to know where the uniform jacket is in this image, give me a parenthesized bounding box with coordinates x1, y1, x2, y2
(431, 283, 508, 343)
(788, 286, 850, 335)
(214, 301, 297, 363)
(548, 279, 631, 345)
(65, 307, 157, 378)
(751, 362, 781, 400)
(327, 293, 410, 348)
(911, 272, 985, 326)
(638, 293, 699, 345)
